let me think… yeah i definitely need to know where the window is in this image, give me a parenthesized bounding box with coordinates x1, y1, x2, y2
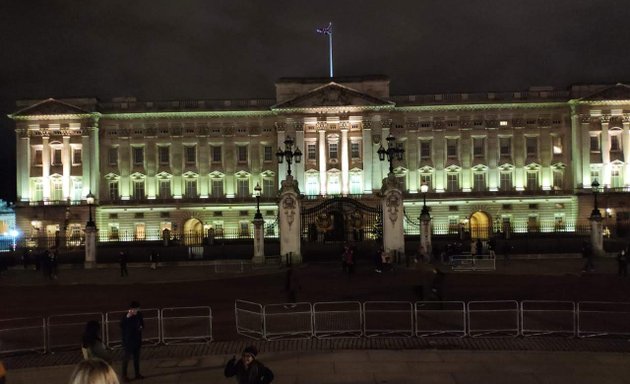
(52, 148, 62, 165)
(526, 137, 538, 157)
(500, 172, 512, 191)
(351, 142, 360, 159)
(552, 136, 563, 155)
(33, 181, 43, 201)
(473, 138, 485, 158)
(590, 135, 600, 152)
(109, 180, 119, 200)
(263, 146, 273, 162)
(396, 175, 407, 192)
(446, 139, 458, 158)
(33, 149, 42, 165)
(610, 135, 621, 151)
(211, 179, 223, 198)
(553, 170, 564, 190)
(109, 223, 119, 240)
(350, 174, 362, 194)
(72, 148, 82, 165)
(212, 146, 222, 162)
(134, 223, 146, 240)
(51, 180, 63, 201)
(158, 146, 170, 165)
(329, 143, 338, 159)
(611, 168, 622, 188)
(307, 144, 317, 160)
(237, 179, 249, 197)
(185, 146, 196, 164)
(239, 221, 250, 237)
(185, 178, 197, 198)
(446, 173, 459, 192)
(237, 146, 248, 163)
(72, 180, 82, 201)
(473, 173, 486, 192)
(420, 141, 431, 160)
(590, 170, 600, 186)
(159, 179, 170, 198)
(420, 174, 432, 190)
(527, 215, 539, 232)
(499, 137, 511, 156)
(263, 178, 274, 197)
(306, 176, 319, 195)
(133, 180, 145, 199)
(132, 147, 144, 165)
(108, 148, 118, 166)
(526, 171, 538, 190)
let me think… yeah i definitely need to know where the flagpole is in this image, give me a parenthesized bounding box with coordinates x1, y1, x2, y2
(328, 26, 333, 78)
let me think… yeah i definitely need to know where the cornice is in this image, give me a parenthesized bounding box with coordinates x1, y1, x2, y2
(569, 99, 630, 106)
(271, 105, 394, 114)
(102, 111, 274, 120)
(8, 113, 100, 121)
(395, 102, 568, 112)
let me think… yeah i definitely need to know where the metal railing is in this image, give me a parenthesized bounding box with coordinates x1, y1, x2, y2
(0, 317, 46, 354)
(235, 300, 264, 340)
(520, 301, 575, 337)
(161, 307, 212, 344)
(415, 301, 466, 337)
(451, 254, 496, 271)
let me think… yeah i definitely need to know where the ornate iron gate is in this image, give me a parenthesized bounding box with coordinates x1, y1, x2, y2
(301, 197, 382, 243)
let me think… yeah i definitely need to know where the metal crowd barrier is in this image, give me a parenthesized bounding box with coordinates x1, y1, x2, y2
(313, 301, 362, 339)
(363, 301, 414, 338)
(415, 301, 466, 337)
(577, 302, 630, 338)
(161, 307, 212, 344)
(263, 303, 313, 340)
(235, 300, 264, 340)
(47, 312, 104, 352)
(468, 301, 519, 337)
(105, 309, 161, 348)
(0, 317, 46, 354)
(521, 301, 575, 337)
(451, 255, 496, 271)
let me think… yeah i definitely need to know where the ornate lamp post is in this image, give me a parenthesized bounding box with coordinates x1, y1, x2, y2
(86, 192, 95, 228)
(254, 183, 262, 220)
(84, 191, 97, 269)
(276, 136, 302, 177)
(377, 133, 405, 175)
(418, 183, 432, 262)
(589, 179, 604, 258)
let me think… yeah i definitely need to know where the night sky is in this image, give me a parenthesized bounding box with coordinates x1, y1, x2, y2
(1, 0, 629, 202)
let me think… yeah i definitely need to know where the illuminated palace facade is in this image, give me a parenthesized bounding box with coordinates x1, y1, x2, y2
(9, 76, 630, 242)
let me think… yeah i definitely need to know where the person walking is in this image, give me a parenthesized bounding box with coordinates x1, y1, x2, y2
(119, 251, 129, 277)
(373, 246, 384, 273)
(120, 301, 144, 381)
(488, 237, 497, 259)
(81, 320, 112, 364)
(475, 238, 483, 257)
(149, 250, 158, 270)
(224, 345, 274, 384)
(582, 241, 594, 272)
(617, 248, 628, 277)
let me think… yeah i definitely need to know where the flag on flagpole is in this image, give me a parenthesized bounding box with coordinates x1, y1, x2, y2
(316, 22, 332, 35)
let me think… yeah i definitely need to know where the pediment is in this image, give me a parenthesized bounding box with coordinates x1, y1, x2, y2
(11, 98, 91, 117)
(580, 84, 630, 101)
(272, 82, 394, 111)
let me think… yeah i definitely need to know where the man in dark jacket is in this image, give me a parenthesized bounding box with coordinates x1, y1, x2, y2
(224, 345, 274, 384)
(120, 301, 144, 381)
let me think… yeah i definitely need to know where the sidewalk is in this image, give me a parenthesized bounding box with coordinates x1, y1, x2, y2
(7, 347, 630, 384)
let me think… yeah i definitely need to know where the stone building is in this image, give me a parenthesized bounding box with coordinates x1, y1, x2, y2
(8, 76, 630, 245)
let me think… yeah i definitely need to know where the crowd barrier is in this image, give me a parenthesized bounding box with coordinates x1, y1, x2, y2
(234, 300, 630, 341)
(451, 255, 496, 271)
(0, 306, 212, 355)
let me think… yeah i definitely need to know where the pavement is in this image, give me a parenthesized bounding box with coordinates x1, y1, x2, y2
(3, 255, 630, 384)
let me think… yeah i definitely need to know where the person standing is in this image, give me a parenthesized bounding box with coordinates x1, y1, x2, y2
(582, 241, 594, 272)
(81, 320, 112, 364)
(119, 251, 129, 277)
(224, 345, 274, 384)
(149, 250, 158, 270)
(617, 248, 628, 277)
(120, 301, 144, 381)
(488, 237, 497, 259)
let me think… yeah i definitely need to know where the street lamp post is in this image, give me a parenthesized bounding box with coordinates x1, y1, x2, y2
(276, 136, 302, 177)
(377, 133, 405, 175)
(254, 183, 262, 220)
(84, 192, 97, 269)
(589, 179, 604, 258)
(419, 183, 432, 262)
(86, 192, 96, 228)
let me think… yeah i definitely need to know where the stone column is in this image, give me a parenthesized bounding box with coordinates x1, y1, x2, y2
(601, 117, 611, 186)
(62, 136, 71, 199)
(419, 207, 432, 263)
(341, 124, 349, 195)
(279, 175, 301, 264)
(252, 216, 265, 264)
(318, 128, 327, 194)
(84, 224, 97, 269)
(42, 136, 51, 200)
(381, 174, 405, 259)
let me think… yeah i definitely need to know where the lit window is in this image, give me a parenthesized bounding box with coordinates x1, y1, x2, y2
(237, 179, 249, 197)
(307, 144, 317, 160)
(526, 171, 538, 190)
(185, 178, 197, 198)
(420, 174, 432, 190)
(108, 180, 119, 200)
(329, 143, 338, 159)
(185, 146, 196, 164)
(159, 179, 170, 198)
(552, 136, 563, 155)
(133, 147, 144, 165)
(446, 173, 459, 192)
(263, 178, 274, 197)
(212, 146, 222, 162)
(499, 120, 508, 126)
(211, 179, 223, 197)
(500, 172, 512, 191)
(351, 142, 360, 159)
(473, 173, 486, 192)
(72, 148, 82, 165)
(133, 180, 145, 199)
(237, 146, 248, 163)
(610, 135, 621, 151)
(158, 146, 170, 165)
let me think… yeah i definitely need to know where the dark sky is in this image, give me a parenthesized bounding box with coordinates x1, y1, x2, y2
(1, 0, 629, 202)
